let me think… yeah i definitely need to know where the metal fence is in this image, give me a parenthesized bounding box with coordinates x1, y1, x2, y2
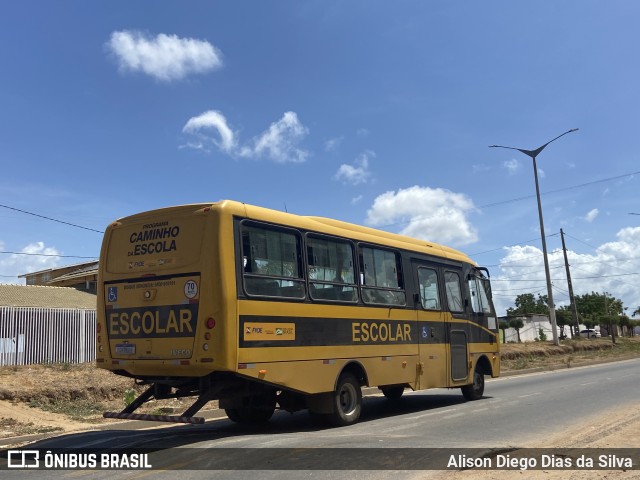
(0, 306, 96, 367)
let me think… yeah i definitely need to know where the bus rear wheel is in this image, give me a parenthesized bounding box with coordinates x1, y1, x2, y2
(225, 393, 276, 423)
(381, 385, 404, 399)
(461, 367, 485, 401)
(328, 373, 362, 427)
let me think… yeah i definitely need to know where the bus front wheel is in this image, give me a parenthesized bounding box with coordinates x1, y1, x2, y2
(328, 373, 362, 426)
(461, 367, 485, 401)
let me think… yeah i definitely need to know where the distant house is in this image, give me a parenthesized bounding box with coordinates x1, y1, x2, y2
(19, 260, 98, 294)
(0, 284, 96, 366)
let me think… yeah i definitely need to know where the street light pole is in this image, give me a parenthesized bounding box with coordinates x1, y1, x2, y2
(490, 128, 579, 346)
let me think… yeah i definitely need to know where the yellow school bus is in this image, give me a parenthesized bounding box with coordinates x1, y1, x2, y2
(97, 200, 500, 426)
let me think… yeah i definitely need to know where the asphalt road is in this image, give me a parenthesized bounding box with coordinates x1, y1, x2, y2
(2, 358, 639, 479)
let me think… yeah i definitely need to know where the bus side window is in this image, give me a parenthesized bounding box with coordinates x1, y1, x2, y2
(444, 271, 464, 312)
(307, 235, 357, 302)
(359, 246, 406, 306)
(468, 276, 492, 315)
(417, 267, 441, 310)
(241, 223, 305, 299)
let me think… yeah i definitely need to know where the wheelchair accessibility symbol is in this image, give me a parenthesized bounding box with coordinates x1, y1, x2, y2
(107, 287, 118, 303)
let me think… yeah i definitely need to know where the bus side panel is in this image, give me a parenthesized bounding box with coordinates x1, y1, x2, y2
(236, 301, 421, 394)
(233, 355, 420, 394)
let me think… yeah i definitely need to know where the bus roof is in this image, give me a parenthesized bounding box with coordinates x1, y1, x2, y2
(112, 200, 476, 266)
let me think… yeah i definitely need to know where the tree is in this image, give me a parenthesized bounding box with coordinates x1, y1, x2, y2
(574, 291, 625, 342)
(507, 293, 549, 316)
(509, 318, 524, 343)
(555, 307, 572, 339)
(575, 292, 624, 318)
(601, 314, 621, 343)
(630, 319, 640, 337)
(499, 319, 510, 343)
(582, 316, 597, 331)
(618, 315, 631, 337)
(632, 307, 640, 318)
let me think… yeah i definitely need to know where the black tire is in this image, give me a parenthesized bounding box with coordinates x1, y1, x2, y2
(461, 367, 485, 401)
(224, 407, 243, 423)
(225, 392, 276, 423)
(225, 405, 275, 423)
(328, 373, 362, 426)
(381, 386, 404, 400)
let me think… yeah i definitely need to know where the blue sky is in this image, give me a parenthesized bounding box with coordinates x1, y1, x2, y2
(1, 1, 640, 316)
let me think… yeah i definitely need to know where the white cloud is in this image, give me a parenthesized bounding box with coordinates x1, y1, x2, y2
(325, 136, 344, 152)
(365, 186, 478, 247)
(503, 159, 520, 175)
(107, 30, 223, 82)
(182, 110, 310, 163)
(0, 241, 60, 284)
(182, 110, 236, 153)
(247, 112, 310, 163)
(584, 208, 599, 223)
(335, 151, 374, 185)
(492, 226, 640, 317)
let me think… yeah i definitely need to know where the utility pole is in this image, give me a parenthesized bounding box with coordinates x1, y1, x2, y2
(490, 128, 578, 346)
(604, 292, 616, 344)
(560, 229, 580, 337)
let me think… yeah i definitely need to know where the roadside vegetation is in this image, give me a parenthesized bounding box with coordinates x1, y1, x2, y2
(500, 336, 640, 370)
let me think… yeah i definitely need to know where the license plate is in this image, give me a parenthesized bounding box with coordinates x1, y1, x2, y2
(115, 343, 136, 355)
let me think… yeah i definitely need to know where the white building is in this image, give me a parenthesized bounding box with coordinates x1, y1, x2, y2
(499, 314, 575, 343)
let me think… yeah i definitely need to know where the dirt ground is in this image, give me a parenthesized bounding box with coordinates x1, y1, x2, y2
(0, 363, 191, 440)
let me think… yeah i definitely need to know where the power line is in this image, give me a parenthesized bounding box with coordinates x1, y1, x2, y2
(493, 272, 640, 282)
(478, 170, 640, 208)
(470, 233, 560, 256)
(493, 285, 547, 292)
(561, 231, 640, 278)
(0, 204, 104, 234)
(492, 286, 548, 298)
(552, 284, 570, 296)
(562, 232, 600, 252)
(376, 170, 640, 229)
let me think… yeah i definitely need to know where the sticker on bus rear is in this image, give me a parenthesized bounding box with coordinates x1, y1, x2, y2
(107, 287, 118, 303)
(184, 280, 198, 299)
